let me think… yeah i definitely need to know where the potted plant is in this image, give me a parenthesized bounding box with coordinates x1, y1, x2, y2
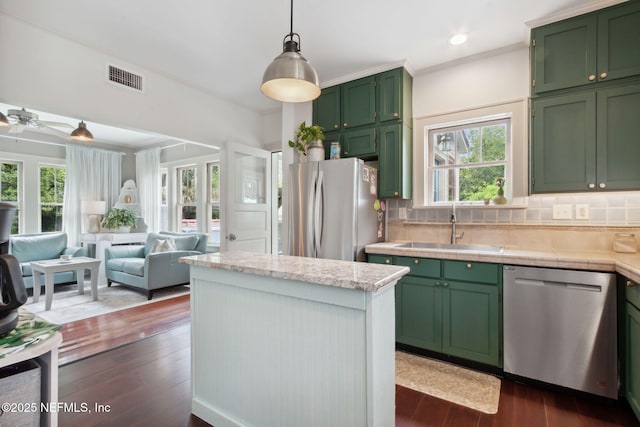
(101, 208, 137, 232)
(289, 121, 325, 160)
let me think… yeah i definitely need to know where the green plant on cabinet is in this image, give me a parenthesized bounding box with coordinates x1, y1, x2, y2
(101, 208, 137, 230)
(288, 121, 325, 156)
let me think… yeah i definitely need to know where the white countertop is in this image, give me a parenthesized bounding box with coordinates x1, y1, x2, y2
(366, 241, 640, 283)
(180, 251, 409, 292)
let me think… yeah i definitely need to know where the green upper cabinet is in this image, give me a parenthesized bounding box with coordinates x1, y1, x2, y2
(531, 1, 640, 95)
(341, 76, 376, 129)
(378, 123, 412, 198)
(597, 2, 640, 83)
(531, 82, 640, 193)
(342, 126, 377, 159)
(377, 68, 413, 123)
(313, 86, 341, 132)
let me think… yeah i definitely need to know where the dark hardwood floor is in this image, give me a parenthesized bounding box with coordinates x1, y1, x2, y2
(58, 296, 640, 427)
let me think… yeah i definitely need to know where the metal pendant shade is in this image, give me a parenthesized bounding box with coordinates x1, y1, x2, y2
(0, 111, 8, 126)
(70, 120, 94, 142)
(261, 0, 320, 103)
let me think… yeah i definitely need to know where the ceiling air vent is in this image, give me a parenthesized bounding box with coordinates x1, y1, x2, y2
(107, 65, 143, 92)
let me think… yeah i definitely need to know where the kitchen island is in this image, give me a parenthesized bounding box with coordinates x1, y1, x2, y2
(180, 252, 409, 427)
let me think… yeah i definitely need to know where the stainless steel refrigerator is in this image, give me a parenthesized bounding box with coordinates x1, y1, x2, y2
(288, 157, 383, 262)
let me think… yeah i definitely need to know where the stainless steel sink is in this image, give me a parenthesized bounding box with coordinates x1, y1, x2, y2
(395, 242, 504, 253)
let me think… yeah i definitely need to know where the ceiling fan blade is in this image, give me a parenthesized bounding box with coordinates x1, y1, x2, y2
(7, 124, 25, 134)
(39, 120, 74, 129)
(38, 125, 72, 139)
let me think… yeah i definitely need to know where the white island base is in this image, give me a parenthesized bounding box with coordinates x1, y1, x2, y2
(184, 252, 408, 427)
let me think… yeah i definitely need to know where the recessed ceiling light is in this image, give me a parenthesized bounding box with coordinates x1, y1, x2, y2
(449, 33, 468, 45)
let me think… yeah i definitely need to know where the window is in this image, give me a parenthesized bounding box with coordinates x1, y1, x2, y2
(177, 166, 197, 233)
(207, 162, 220, 246)
(0, 161, 22, 233)
(428, 118, 510, 204)
(159, 168, 169, 231)
(39, 165, 66, 232)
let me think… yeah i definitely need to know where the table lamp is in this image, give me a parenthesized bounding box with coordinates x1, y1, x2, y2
(82, 201, 107, 233)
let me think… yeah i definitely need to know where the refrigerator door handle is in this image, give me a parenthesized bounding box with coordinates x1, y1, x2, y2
(313, 170, 324, 256)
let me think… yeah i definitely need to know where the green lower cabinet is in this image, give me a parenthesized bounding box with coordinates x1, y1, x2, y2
(627, 301, 640, 421)
(396, 276, 441, 351)
(369, 254, 502, 367)
(442, 281, 500, 366)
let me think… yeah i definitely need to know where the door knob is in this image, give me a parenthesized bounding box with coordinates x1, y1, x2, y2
(588, 74, 596, 81)
(628, 280, 636, 287)
(600, 72, 608, 79)
(599, 183, 606, 189)
(588, 183, 596, 189)
(227, 233, 237, 241)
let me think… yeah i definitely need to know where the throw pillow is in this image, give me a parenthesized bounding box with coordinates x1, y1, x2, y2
(150, 238, 177, 253)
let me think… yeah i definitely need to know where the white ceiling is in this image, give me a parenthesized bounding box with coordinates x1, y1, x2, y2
(0, 0, 622, 147)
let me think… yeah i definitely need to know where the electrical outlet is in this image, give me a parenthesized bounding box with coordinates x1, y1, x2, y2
(552, 204, 573, 219)
(399, 207, 407, 220)
(576, 204, 589, 220)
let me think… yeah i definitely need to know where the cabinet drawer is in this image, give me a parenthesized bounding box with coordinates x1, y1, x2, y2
(368, 254, 393, 265)
(395, 256, 440, 278)
(626, 277, 640, 310)
(443, 260, 500, 285)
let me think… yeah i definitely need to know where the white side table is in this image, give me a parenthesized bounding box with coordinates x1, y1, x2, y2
(31, 257, 101, 311)
(0, 331, 62, 427)
(80, 233, 147, 284)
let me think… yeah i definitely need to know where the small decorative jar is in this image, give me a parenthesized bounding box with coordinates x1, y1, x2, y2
(307, 140, 325, 162)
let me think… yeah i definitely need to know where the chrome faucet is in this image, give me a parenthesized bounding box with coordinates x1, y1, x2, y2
(450, 203, 464, 244)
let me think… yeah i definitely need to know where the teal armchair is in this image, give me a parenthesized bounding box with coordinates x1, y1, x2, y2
(104, 231, 207, 299)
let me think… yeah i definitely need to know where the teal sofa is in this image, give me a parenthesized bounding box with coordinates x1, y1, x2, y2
(104, 231, 207, 299)
(9, 232, 88, 289)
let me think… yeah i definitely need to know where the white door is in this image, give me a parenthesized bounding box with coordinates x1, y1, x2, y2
(220, 142, 272, 253)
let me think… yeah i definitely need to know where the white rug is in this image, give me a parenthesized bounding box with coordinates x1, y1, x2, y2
(395, 351, 501, 414)
(23, 282, 190, 325)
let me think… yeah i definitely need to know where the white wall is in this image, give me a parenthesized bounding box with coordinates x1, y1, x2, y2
(0, 14, 265, 151)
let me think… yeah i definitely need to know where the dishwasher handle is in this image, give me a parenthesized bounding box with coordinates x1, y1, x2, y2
(514, 278, 601, 292)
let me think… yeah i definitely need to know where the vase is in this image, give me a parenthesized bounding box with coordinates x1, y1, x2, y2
(493, 188, 507, 205)
(307, 140, 325, 162)
(117, 226, 132, 233)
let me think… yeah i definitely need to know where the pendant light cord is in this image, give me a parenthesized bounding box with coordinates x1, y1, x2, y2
(289, 0, 294, 38)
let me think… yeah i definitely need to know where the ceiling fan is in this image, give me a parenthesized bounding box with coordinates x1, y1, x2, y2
(4, 107, 74, 138)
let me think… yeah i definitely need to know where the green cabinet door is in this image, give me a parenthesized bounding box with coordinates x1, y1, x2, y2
(596, 83, 640, 191)
(531, 15, 597, 94)
(313, 86, 341, 132)
(378, 68, 412, 123)
(396, 275, 441, 352)
(378, 123, 412, 198)
(597, 1, 640, 83)
(341, 76, 376, 129)
(531, 91, 597, 193)
(441, 281, 501, 366)
(626, 301, 640, 421)
(342, 127, 376, 159)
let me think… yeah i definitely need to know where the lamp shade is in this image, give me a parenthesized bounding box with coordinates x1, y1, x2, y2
(261, 40, 320, 103)
(71, 121, 94, 142)
(81, 200, 106, 215)
(0, 111, 8, 126)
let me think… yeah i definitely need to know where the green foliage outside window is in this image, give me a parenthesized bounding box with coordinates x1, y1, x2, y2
(40, 166, 66, 232)
(1, 162, 20, 233)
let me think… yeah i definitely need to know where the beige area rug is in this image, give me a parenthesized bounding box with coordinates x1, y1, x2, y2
(396, 351, 501, 414)
(23, 282, 190, 324)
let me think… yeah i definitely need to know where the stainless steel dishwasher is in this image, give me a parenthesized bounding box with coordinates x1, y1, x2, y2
(503, 265, 617, 399)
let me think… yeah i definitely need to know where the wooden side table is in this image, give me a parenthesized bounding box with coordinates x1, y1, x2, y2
(31, 257, 101, 311)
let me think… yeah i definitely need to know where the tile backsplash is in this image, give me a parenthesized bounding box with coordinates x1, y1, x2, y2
(385, 193, 640, 227)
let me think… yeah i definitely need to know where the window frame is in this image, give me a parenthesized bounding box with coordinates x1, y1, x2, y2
(38, 163, 66, 232)
(413, 100, 528, 207)
(0, 160, 23, 234)
(427, 117, 511, 205)
(176, 165, 198, 233)
(206, 161, 220, 246)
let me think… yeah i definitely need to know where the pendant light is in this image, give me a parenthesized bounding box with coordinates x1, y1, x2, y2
(0, 111, 8, 126)
(70, 121, 94, 142)
(261, 0, 320, 103)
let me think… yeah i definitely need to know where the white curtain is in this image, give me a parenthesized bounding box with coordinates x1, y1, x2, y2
(135, 147, 160, 233)
(63, 145, 123, 245)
